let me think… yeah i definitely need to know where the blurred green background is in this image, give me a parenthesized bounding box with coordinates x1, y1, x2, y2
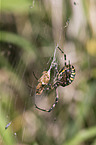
(0, 0, 96, 145)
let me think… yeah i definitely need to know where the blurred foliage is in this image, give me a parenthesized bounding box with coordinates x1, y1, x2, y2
(0, 0, 96, 145)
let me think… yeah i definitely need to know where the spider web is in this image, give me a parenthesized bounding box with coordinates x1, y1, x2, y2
(1, 27, 61, 145)
(1, 2, 73, 142)
(1, 0, 93, 145)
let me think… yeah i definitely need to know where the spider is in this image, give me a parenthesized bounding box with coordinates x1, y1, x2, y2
(35, 46, 76, 112)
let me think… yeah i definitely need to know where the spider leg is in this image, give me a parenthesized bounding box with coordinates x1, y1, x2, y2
(28, 84, 33, 89)
(35, 88, 58, 112)
(57, 46, 67, 66)
(33, 72, 38, 80)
